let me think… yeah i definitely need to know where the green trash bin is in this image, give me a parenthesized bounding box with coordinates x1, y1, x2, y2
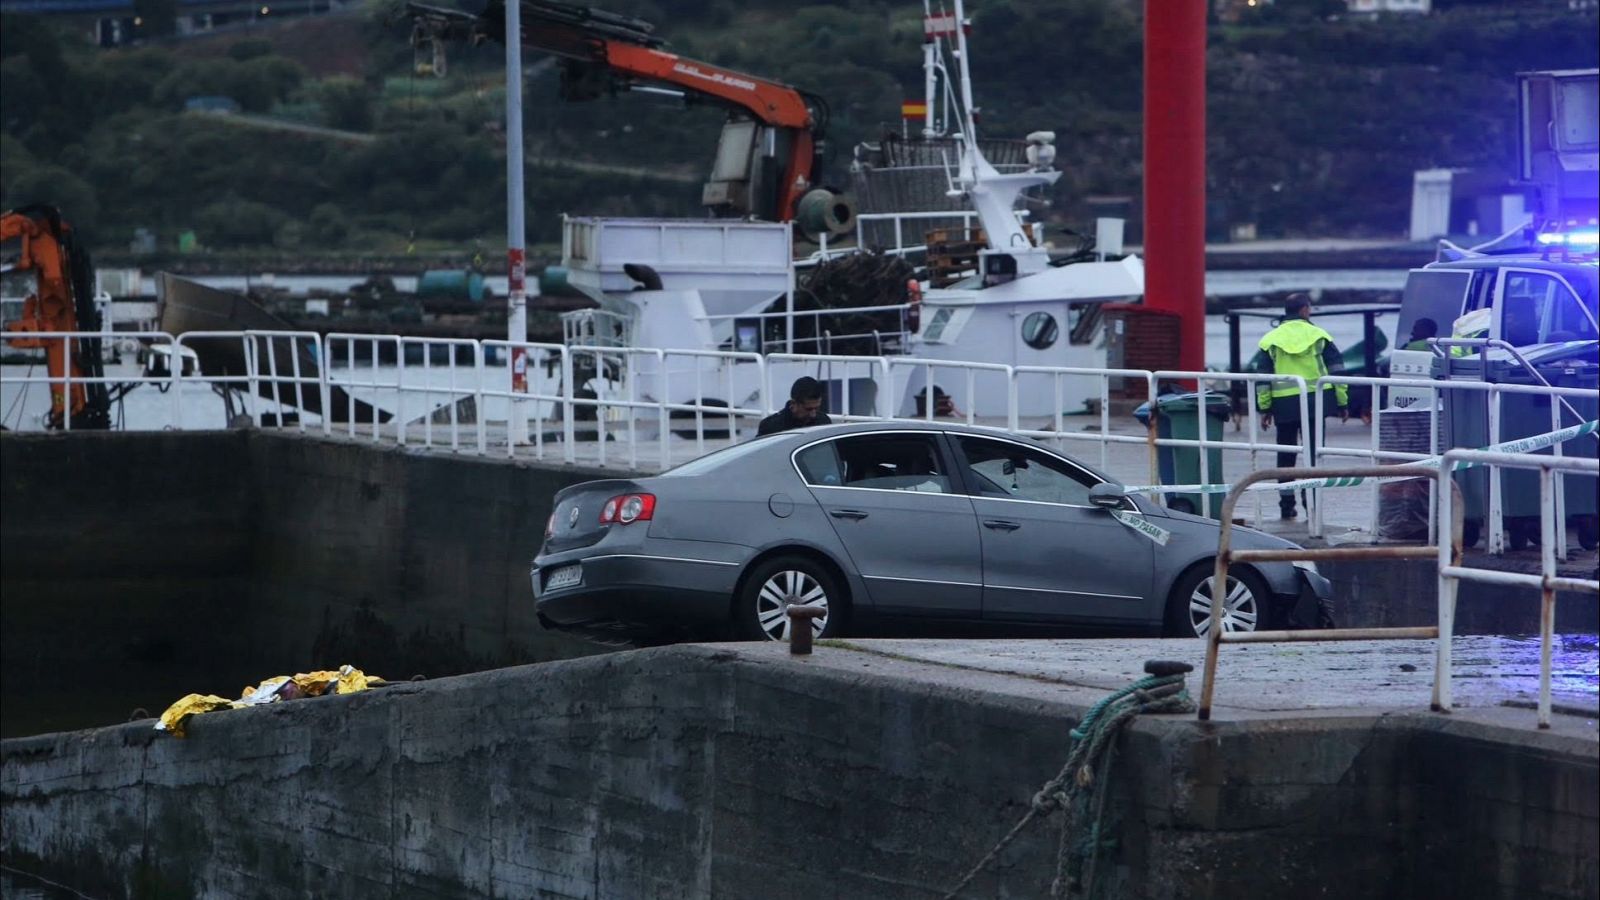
(1133, 392, 1232, 518)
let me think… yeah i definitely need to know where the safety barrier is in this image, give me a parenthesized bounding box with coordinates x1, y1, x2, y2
(1316, 374, 1599, 553)
(1199, 453, 1599, 729)
(1197, 464, 1458, 722)
(1436, 450, 1600, 729)
(5, 330, 1596, 556)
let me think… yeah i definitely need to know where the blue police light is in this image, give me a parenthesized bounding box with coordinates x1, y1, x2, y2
(1536, 228, 1600, 248)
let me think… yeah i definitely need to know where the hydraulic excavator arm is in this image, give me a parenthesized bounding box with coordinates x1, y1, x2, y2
(1, 205, 110, 429)
(407, 0, 841, 228)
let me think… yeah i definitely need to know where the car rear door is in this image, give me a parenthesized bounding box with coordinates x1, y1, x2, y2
(951, 434, 1153, 625)
(794, 432, 983, 617)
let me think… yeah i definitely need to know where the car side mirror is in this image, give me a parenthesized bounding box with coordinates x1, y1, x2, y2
(1088, 484, 1127, 510)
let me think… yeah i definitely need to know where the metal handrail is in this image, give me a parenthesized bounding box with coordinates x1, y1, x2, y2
(1197, 464, 1461, 722)
(1436, 450, 1600, 729)
(1433, 337, 1599, 437)
(1315, 373, 1599, 551)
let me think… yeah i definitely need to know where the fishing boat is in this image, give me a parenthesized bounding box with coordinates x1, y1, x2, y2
(554, 0, 1145, 422)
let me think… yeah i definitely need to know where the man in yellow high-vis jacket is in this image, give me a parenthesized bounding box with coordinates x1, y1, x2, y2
(1252, 294, 1358, 519)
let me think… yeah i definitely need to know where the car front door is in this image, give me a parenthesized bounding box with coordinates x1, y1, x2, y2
(1492, 268, 1599, 345)
(794, 432, 983, 617)
(952, 434, 1154, 625)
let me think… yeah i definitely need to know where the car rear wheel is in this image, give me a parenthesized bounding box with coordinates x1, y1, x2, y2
(735, 555, 843, 642)
(1165, 564, 1268, 638)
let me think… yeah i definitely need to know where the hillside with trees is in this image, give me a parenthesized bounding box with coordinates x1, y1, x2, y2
(0, 0, 1594, 263)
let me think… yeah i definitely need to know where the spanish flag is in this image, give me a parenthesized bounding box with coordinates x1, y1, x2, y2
(901, 101, 928, 120)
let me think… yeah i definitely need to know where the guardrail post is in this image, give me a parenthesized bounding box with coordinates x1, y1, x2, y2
(1488, 387, 1503, 553)
(560, 347, 576, 463)
(474, 341, 487, 456)
(62, 336, 73, 432)
(1538, 466, 1556, 729)
(1432, 462, 1462, 714)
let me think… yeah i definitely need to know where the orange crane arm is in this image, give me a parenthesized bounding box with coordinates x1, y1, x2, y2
(2, 205, 109, 429)
(408, 0, 826, 221)
(1, 210, 73, 330)
(594, 42, 813, 130)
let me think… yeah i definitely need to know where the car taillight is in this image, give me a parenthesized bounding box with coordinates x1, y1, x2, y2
(599, 493, 655, 524)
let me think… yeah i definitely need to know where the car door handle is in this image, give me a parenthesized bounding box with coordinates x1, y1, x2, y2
(830, 509, 870, 521)
(983, 519, 1021, 531)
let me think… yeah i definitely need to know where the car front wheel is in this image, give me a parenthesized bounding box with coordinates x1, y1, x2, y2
(1165, 564, 1268, 638)
(735, 554, 843, 642)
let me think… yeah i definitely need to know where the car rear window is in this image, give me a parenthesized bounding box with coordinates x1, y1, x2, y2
(799, 434, 953, 494)
(795, 442, 845, 486)
(657, 437, 776, 478)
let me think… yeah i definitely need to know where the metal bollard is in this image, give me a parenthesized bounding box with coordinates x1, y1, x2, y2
(787, 606, 826, 655)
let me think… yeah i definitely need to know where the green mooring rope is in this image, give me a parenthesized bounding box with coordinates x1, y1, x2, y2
(943, 663, 1196, 900)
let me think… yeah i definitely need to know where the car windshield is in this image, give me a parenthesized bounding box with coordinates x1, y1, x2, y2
(656, 436, 779, 478)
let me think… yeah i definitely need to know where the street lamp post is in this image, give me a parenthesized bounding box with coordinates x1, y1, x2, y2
(505, 0, 529, 444)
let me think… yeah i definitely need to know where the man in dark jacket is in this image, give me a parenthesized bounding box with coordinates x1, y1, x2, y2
(758, 376, 833, 435)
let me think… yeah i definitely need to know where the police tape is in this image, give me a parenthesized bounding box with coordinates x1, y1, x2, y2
(1110, 508, 1171, 546)
(1118, 419, 1598, 497)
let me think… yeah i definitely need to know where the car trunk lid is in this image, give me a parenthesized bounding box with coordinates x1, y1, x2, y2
(544, 479, 645, 553)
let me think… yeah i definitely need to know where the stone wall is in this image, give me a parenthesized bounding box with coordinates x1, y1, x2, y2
(2, 645, 1595, 899)
(0, 432, 609, 737)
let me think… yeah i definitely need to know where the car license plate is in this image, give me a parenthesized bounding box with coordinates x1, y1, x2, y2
(544, 565, 582, 591)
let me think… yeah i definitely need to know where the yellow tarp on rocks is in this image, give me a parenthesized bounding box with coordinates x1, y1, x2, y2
(154, 665, 385, 737)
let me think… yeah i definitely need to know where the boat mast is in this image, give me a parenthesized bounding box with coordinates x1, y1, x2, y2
(922, 0, 940, 138)
(950, 0, 979, 150)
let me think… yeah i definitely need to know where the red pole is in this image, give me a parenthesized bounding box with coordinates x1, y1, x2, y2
(1143, 0, 1207, 375)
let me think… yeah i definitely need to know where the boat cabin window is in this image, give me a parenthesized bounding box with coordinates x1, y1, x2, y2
(1067, 303, 1100, 345)
(981, 253, 1018, 288)
(1020, 311, 1059, 350)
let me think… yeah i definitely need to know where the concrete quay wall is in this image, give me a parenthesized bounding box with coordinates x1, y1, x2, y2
(0, 431, 608, 737)
(3, 645, 1596, 899)
(2, 430, 1593, 738)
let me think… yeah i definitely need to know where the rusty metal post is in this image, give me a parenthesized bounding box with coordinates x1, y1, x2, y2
(1538, 467, 1556, 730)
(787, 606, 826, 655)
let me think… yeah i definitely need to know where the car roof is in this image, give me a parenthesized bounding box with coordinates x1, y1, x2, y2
(754, 419, 1121, 481)
(761, 419, 1017, 440)
(1423, 255, 1598, 276)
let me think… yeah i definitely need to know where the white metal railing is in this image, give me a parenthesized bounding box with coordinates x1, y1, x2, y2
(482, 340, 573, 462)
(1317, 374, 1598, 553)
(762, 353, 893, 422)
(806, 209, 1041, 265)
(1435, 450, 1600, 729)
(5, 330, 1596, 555)
(695, 302, 914, 356)
(1, 330, 181, 431)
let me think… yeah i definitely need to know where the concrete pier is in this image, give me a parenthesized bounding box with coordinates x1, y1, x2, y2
(2, 640, 1596, 898)
(2, 430, 1594, 738)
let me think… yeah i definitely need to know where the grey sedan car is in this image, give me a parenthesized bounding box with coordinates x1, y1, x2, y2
(532, 422, 1332, 643)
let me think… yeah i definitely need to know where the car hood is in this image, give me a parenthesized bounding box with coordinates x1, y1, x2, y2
(1142, 503, 1301, 549)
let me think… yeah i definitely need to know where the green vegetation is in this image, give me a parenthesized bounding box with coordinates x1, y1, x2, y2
(0, 0, 1594, 261)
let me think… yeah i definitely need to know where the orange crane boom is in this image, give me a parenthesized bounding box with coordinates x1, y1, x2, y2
(408, 0, 839, 228)
(2, 205, 110, 429)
